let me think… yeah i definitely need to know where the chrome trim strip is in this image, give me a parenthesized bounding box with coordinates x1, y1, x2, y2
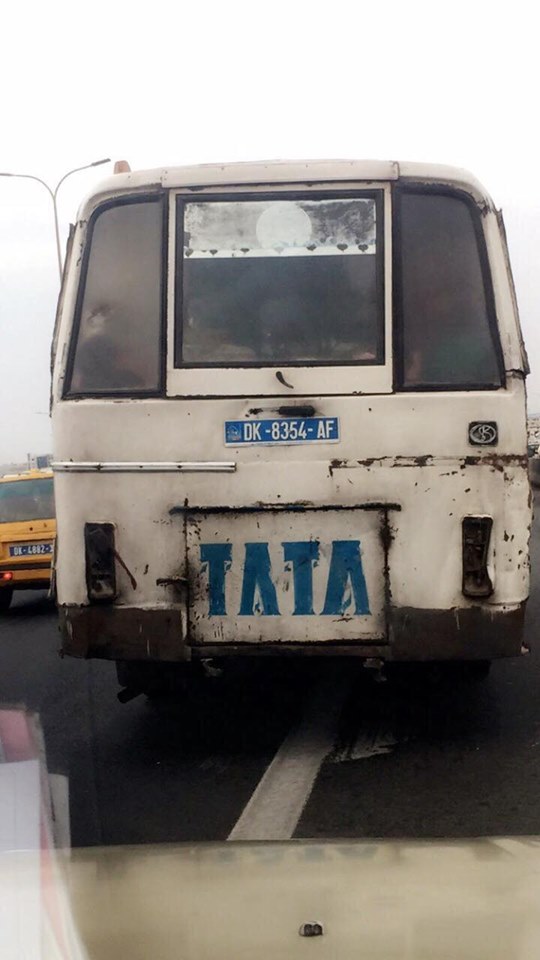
(52, 461, 237, 474)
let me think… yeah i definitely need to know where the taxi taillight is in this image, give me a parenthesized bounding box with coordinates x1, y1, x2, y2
(1, 572, 13, 582)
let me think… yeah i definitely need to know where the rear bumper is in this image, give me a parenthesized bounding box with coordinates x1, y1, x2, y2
(58, 601, 527, 662)
(0, 562, 51, 590)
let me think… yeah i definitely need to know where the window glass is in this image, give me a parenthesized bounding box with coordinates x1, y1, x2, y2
(68, 200, 163, 394)
(0, 478, 55, 523)
(399, 192, 503, 388)
(176, 197, 384, 365)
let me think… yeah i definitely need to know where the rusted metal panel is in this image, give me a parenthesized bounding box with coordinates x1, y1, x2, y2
(389, 603, 526, 661)
(52, 453, 531, 661)
(58, 606, 187, 662)
(58, 600, 526, 663)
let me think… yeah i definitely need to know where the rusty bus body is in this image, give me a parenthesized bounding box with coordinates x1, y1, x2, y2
(50, 161, 531, 691)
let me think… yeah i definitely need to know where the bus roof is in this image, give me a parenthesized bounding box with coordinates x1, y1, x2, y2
(78, 160, 494, 214)
(0, 469, 53, 484)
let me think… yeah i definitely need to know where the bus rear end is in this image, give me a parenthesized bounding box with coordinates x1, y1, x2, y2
(50, 160, 530, 691)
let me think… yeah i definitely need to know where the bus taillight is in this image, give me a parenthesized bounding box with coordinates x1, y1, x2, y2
(84, 522, 117, 602)
(462, 517, 494, 599)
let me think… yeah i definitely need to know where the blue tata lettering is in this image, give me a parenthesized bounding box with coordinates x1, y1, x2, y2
(199, 540, 370, 617)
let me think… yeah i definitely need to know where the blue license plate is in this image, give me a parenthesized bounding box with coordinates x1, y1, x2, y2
(224, 417, 339, 446)
(9, 543, 53, 558)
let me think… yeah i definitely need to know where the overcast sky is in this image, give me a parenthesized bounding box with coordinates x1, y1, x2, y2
(1, 0, 539, 462)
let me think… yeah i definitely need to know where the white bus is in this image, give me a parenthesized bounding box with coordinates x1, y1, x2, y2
(50, 160, 531, 696)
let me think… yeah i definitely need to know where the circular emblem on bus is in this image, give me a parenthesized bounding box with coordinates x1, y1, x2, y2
(468, 421, 498, 445)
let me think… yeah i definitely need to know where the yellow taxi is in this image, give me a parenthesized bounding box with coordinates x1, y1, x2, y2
(0, 469, 55, 611)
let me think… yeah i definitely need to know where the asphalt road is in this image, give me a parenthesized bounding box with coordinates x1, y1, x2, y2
(1, 497, 539, 847)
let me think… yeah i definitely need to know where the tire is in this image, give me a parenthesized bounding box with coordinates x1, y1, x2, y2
(0, 588, 13, 612)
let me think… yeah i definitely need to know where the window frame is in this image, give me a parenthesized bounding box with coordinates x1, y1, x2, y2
(63, 193, 168, 399)
(393, 184, 506, 392)
(173, 189, 385, 370)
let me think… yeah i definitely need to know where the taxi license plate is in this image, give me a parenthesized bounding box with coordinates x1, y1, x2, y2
(9, 543, 53, 558)
(224, 417, 339, 446)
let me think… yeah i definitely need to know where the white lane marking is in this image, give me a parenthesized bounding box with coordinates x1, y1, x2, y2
(228, 673, 350, 842)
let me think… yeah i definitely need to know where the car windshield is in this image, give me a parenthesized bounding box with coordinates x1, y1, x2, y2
(0, 478, 55, 523)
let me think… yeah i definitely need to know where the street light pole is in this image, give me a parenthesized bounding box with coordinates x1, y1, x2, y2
(0, 159, 110, 282)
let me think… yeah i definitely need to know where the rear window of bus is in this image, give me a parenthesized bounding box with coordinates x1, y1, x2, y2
(64, 186, 505, 395)
(174, 194, 385, 367)
(0, 478, 55, 523)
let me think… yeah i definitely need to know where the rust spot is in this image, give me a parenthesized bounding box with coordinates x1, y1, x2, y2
(58, 605, 186, 661)
(329, 459, 346, 476)
(156, 575, 188, 588)
(390, 603, 525, 660)
(463, 454, 528, 473)
(113, 550, 137, 591)
(171, 502, 401, 516)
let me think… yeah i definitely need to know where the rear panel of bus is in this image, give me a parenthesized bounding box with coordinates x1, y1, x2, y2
(51, 169, 530, 663)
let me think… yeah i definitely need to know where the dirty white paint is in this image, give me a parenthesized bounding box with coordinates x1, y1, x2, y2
(51, 161, 531, 664)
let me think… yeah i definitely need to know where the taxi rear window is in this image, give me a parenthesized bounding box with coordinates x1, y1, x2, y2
(0, 479, 55, 523)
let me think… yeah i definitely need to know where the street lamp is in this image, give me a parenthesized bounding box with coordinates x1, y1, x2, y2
(0, 158, 110, 281)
